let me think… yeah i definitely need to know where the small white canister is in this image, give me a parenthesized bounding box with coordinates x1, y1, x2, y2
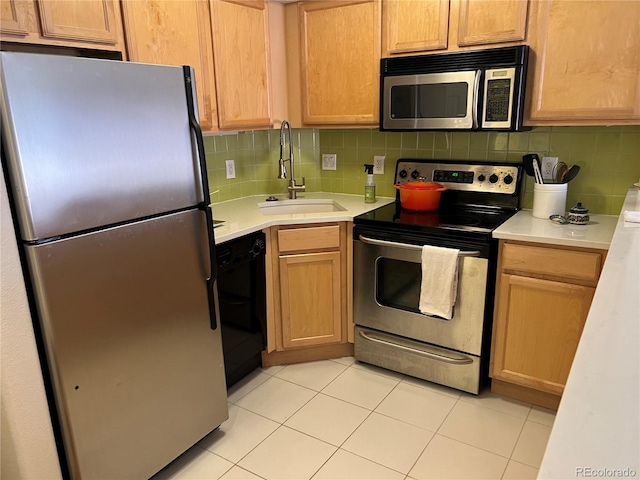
(533, 183, 567, 219)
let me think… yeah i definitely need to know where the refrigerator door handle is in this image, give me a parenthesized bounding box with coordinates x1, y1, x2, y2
(183, 66, 218, 331)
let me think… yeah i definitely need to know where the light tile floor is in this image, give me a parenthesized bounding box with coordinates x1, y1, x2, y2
(152, 357, 554, 480)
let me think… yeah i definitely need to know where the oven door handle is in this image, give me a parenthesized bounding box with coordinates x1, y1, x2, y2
(358, 235, 481, 257)
(358, 330, 473, 365)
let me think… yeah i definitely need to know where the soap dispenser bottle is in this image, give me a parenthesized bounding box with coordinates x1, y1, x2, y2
(363, 164, 375, 203)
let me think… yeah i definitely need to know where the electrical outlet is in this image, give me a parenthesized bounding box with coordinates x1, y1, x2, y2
(373, 155, 385, 175)
(225, 159, 236, 179)
(541, 156, 558, 181)
(322, 153, 337, 171)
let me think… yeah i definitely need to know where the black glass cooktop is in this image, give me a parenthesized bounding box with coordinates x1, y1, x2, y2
(354, 202, 517, 236)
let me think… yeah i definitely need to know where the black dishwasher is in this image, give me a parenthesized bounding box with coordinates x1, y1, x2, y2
(217, 232, 267, 388)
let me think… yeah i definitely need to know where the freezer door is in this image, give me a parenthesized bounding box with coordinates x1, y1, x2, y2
(25, 210, 228, 480)
(0, 52, 203, 241)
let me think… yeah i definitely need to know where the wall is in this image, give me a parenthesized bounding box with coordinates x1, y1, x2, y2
(1, 170, 63, 479)
(205, 126, 639, 215)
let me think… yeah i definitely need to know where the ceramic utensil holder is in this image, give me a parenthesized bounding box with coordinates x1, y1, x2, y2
(533, 183, 567, 219)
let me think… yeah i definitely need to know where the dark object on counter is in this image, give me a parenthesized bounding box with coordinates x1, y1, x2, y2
(217, 232, 267, 387)
(568, 202, 589, 224)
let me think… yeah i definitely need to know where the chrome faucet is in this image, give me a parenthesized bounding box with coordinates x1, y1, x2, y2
(278, 120, 305, 199)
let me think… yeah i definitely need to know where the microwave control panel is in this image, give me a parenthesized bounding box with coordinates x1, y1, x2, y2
(396, 161, 520, 195)
(482, 67, 516, 129)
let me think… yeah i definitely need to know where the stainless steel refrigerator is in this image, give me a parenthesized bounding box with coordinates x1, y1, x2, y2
(0, 52, 228, 479)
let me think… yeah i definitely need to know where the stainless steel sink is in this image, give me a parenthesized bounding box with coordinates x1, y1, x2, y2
(257, 199, 346, 215)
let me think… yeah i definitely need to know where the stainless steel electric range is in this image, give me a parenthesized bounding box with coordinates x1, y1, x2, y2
(353, 159, 523, 394)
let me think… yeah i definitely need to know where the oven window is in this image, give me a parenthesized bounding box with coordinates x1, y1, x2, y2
(376, 257, 421, 313)
(390, 83, 469, 119)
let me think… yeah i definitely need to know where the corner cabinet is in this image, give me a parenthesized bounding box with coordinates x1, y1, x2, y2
(289, 0, 381, 126)
(525, 0, 640, 125)
(382, 0, 528, 57)
(0, 0, 125, 54)
(263, 223, 354, 366)
(490, 241, 606, 410)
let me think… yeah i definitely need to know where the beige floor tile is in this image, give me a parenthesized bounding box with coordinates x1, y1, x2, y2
(375, 382, 457, 432)
(331, 356, 356, 366)
(459, 388, 531, 419)
(527, 406, 556, 427)
(219, 466, 265, 479)
(502, 460, 539, 480)
(227, 371, 270, 404)
(260, 365, 284, 376)
(275, 360, 348, 391)
(198, 405, 279, 463)
(235, 377, 315, 423)
(342, 412, 434, 474)
(151, 446, 233, 480)
(237, 426, 336, 480)
(312, 449, 405, 480)
(322, 367, 400, 410)
(438, 401, 525, 457)
(400, 376, 462, 399)
(284, 393, 370, 446)
(510, 421, 552, 468)
(409, 434, 508, 480)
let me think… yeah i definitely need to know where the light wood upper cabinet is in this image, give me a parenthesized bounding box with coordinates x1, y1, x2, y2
(382, 0, 528, 56)
(382, 0, 449, 56)
(0, 0, 125, 52)
(526, 0, 640, 124)
(37, 0, 120, 44)
(121, 1, 218, 131)
(209, 0, 272, 129)
(297, 0, 380, 125)
(456, 0, 528, 47)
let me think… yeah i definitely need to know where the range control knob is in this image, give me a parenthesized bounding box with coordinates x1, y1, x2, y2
(477, 174, 486, 182)
(399, 169, 408, 179)
(489, 174, 499, 184)
(411, 170, 421, 179)
(504, 174, 514, 185)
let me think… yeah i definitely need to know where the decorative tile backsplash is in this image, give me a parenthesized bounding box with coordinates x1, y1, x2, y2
(204, 125, 639, 215)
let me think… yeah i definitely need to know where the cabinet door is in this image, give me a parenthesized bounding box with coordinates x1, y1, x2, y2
(526, 0, 640, 123)
(121, 0, 218, 132)
(37, 0, 120, 45)
(382, 0, 449, 56)
(210, 0, 272, 130)
(0, 0, 32, 36)
(279, 251, 343, 349)
(492, 274, 594, 395)
(456, 0, 527, 47)
(299, 0, 380, 125)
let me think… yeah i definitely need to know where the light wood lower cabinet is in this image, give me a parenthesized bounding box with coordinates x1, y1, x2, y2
(263, 222, 353, 366)
(490, 240, 606, 409)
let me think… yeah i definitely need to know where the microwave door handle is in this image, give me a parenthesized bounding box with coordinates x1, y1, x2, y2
(472, 69, 481, 129)
(358, 235, 480, 257)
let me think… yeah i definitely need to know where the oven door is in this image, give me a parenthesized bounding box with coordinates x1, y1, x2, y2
(354, 234, 488, 356)
(381, 70, 481, 130)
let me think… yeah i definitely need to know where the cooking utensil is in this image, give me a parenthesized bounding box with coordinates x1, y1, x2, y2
(553, 162, 568, 183)
(561, 164, 580, 183)
(395, 181, 447, 211)
(523, 153, 544, 184)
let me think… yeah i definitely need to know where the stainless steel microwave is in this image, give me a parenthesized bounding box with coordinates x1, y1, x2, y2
(380, 46, 529, 131)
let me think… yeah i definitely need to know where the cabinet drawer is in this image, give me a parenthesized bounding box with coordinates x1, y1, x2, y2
(278, 225, 341, 253)
(501, 243, 603, 282)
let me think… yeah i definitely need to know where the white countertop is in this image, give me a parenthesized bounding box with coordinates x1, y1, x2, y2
(539, 188, 640, 479)
(493, 210, 618, 250)
(211, 192, 394, 244)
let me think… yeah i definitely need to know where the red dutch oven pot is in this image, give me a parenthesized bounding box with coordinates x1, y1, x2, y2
(394, 181, 448, 211)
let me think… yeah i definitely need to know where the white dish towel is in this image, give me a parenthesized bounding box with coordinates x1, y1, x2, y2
(419, 245, 460, 320)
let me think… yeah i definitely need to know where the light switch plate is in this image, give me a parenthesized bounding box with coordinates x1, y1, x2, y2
(322, 153, 337, 171)
(225, 159, 236, 179)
